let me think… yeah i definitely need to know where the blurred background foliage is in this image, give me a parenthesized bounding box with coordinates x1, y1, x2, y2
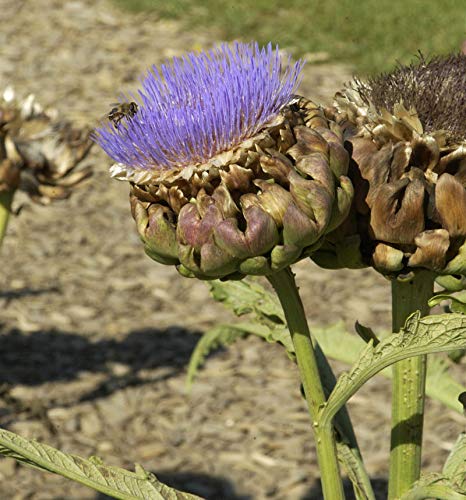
(113, 0, 465, 75)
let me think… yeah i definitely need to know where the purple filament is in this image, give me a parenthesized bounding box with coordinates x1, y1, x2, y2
(94, 42, 304, 172)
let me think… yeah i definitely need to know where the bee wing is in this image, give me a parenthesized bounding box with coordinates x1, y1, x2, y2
(96, 110, 116, 125)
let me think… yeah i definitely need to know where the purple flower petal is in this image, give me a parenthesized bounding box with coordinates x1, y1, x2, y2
(94, 42, 304, 172)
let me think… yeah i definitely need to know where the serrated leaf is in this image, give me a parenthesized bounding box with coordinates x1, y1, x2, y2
(428, 290, 466, 313)
(185, 323, 270, 390)
(0, 428, 203, 500)
(443, 433, 466, 492)
(313, 325, 464, 414)
(207, 280, 465, 412)
(398, 471, 466, 500)
(206, 279, 464, 498)
(210, 279, 284, 326)
(320, 312, 466, 427)
(336, 441, 375, 500)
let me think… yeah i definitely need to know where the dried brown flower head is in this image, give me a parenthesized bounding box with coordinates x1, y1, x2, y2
(313, 53, 466, 280)
(353, 53, 466, 144)
(0, 88, 93, 205)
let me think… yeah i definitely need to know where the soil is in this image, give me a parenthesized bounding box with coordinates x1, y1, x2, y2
(0, 1, 463, 499)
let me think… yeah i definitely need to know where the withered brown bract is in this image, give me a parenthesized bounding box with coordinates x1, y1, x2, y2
(312, 53, 466, 280)
(0, 88, 93, 205)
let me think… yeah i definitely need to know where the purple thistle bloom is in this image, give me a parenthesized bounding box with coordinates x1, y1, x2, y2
(94, 42, 304, 172)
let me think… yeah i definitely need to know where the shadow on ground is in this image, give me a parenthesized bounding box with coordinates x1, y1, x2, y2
(0, 322, 210, 417)
(303, 477, 388, 500)
(0, 324, 202, 386)
(92, 475, 389, 500)
(0, 286, 60, 303)
(92, 470, 251, 500)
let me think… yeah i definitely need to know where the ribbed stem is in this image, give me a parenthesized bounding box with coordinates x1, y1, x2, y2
(388, 271, 434, 499)
(267, 268, 344, 500)
(0, 190, 14, 248)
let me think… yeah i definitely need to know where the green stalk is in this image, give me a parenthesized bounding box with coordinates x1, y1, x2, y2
(314, 341, 375, 499)
(267, 267, 344, 500)
(0, 189, 14, 248)
(388, 271, 434, 499)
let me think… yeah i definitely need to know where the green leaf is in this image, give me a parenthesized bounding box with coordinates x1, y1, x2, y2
(336, 441, 375, 500)
(398, 473, 466, 500)
(393, 423, 466, 499)
(398, 444, 466, 500)
(312, 324, 464, 414)
(204, 279, 465, 499)
(186, 321, 297, 390)
(428, 290, 466, 314)
(185, 323, 271, 390)
(435, 274, 466, 293)
(186, 278, 298, 391)
(443, 433, 466, 492)
(0, 428, 203, 500)
(319, 312, 466, 427)
(207, 280, 466, 413)
(210, 279, 285, 326)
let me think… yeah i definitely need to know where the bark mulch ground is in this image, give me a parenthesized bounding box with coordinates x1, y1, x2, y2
(0, 1, 462, 498)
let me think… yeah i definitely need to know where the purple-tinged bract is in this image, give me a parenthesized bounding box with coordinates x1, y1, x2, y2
(94, 42, 304, 172)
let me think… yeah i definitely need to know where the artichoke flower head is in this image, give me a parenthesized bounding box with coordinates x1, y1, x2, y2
(95, 42, 353, 279)
(0, 87, 93, 205)
(314, 53, 466, 280)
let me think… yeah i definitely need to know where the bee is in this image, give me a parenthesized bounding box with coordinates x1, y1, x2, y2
(108, 101, 138, 129)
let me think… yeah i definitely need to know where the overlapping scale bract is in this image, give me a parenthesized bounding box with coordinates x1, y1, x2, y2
(130, 98, 353, 279)
(312, 53, 466, 281)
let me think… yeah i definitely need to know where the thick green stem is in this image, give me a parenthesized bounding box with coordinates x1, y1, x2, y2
(314, 341, 375, 499)
(0, 190, 14, 248)
(267, 268, 344, 500)
(388, 271, 434, 499)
